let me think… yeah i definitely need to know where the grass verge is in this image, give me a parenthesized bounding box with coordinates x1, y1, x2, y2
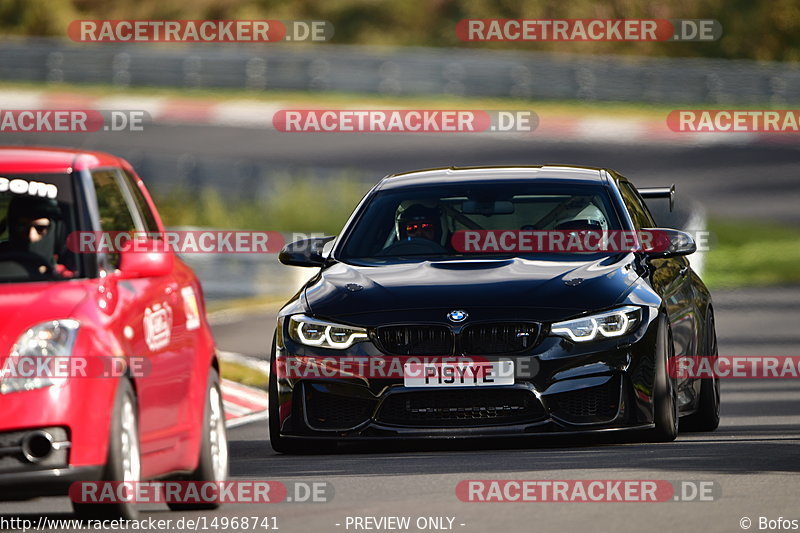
(156, 175, 369, 235)
(704, 218, 800, 289)
(219, 360, 269, 389)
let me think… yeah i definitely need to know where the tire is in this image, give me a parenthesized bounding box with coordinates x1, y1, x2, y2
(681, 311, 721, 432)
(72, 379, 140, 519)
(647, 315, 679, 442)
(167, 368, 229, 511)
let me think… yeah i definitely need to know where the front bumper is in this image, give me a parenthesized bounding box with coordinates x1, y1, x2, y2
(274, 308, 662, 440)
(0, 379, 116, 467)
(0, 378, 117, 499)
(0, 426, 104, 500)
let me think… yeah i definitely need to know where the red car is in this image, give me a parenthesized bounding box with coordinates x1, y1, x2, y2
(0, 147, 228, 517)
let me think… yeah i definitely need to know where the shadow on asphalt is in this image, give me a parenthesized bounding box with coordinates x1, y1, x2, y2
(228, 426, 800, 477)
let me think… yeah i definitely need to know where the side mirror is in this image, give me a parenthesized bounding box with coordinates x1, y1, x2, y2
(641, 228, 696, 258)
(279, 236, 335, 267)
(117, 239, 174, 278)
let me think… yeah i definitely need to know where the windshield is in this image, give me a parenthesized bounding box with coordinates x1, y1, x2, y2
(0, 173, 83, 282)
(337, 181, 622, 264)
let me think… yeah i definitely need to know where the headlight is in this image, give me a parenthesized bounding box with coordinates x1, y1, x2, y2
(551, 306, 640, 343)
(288, 315, 368, 350)
(0, 320, 80, 394)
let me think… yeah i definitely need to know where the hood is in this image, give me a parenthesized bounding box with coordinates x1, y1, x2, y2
(304, 254, 642, 325)
(0, 281, 92, 360)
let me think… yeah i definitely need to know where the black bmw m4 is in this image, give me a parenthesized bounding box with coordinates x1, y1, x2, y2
(269, 165, 719, 452)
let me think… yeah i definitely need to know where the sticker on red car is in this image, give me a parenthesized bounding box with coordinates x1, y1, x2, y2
(143, 302, 172, 351)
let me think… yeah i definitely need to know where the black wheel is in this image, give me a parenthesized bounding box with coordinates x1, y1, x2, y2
(681, 311, 720, 432)
(72, 379, 140, 519)
(647, 315, 679, 442)
(167, 368, 229, 510)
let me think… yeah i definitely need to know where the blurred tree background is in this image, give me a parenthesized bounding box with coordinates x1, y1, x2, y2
(0, 0, 798, 61)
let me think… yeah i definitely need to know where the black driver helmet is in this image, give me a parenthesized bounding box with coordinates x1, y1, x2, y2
(396, 203, 442, 242)
(3, 195, 61, 266)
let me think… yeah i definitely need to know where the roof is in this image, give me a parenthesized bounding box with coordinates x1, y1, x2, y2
(375, 165, 608, 190)
(0, 146, 126, 174)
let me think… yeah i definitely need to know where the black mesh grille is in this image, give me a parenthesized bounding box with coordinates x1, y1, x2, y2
(377, 389, 546, 427)
(550, 380, 620, 423)
(375, 322, 541, 356)
(375, 325, 453, 356)
(304, 386, 375, 430)
(461, 323, 540, 355)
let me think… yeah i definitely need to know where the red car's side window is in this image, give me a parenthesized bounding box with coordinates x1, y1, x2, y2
(91, 169, 138, 268)
(121, 170, 159, 233)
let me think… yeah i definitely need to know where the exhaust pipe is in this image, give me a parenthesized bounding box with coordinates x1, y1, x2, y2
(21, 430, 54, 463)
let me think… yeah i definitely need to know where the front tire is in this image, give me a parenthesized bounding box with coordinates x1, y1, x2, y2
(647, 315, 679, 442)
(72, 379, 140, 519)
(167, 368, 229, 511)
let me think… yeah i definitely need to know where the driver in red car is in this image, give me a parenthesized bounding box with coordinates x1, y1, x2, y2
(0, 196, 73, 277)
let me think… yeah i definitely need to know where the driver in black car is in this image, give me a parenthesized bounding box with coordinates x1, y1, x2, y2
(0, 196, 67, 277)
(397, 204, 443, 243)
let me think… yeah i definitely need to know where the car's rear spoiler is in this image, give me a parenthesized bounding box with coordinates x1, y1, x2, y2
(638, 184, 675, 212)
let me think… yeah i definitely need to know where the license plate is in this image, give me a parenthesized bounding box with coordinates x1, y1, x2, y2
(403, 360, 514, 387)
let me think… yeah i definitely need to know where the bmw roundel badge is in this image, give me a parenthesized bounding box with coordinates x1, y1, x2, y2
(447, 310, 468, 322)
